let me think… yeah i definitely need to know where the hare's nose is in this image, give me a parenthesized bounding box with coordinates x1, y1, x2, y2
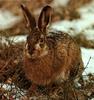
(35, 43, 41, 50)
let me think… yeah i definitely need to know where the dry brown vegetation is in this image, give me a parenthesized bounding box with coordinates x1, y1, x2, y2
(73, 34, 94, 49)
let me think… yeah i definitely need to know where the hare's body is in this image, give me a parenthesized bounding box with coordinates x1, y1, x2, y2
(21, 4, 83, 86)
(24, 31, 83, 86)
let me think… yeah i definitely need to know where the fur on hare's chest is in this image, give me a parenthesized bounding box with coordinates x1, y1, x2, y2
(24, 50, 65, 86)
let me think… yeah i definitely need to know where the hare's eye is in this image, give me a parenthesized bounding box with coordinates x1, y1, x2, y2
(39, 39, 44, 48)
(40, 43, 44, 48)
(40, 39, 44, 43)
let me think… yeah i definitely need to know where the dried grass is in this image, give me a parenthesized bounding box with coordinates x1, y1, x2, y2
(73, 33, 94, 49)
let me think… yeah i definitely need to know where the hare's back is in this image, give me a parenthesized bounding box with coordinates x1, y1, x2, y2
(47, 31, 80, 54)
(47, 31, 82, 79)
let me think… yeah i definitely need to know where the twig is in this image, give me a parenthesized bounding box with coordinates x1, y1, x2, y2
(0, 58, 12, 73)
(84, 56, 91, 70)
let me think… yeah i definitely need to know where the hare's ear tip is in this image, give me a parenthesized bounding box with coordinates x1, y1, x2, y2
(44, 5, 52, 9)
(45, 5, 51, 7)
(20, 4, 26, 9)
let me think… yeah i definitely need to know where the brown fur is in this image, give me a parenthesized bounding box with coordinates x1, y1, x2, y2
(21, 4, 83, 86)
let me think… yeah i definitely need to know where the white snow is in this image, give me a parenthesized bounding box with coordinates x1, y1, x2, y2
(0, 10, 21, 30)
(9, 35, 27, 43)
(51, 0, 69, 7)
(0, 35, 27, 45)
(81, 48, 94, 75)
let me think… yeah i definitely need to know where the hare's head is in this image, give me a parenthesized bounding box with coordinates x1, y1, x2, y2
(21, 4, 53, 59)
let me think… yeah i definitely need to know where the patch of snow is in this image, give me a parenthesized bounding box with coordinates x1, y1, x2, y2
(0, 35, 27, 45)
(51, 12, 94, 34)
(0, 10, 21, 30)
(34, 0, 70, 16)
(51, 0, 69, 7)
(0, 83, 26, 99)
(83, 29, 94, 40)
(78, 0, 94, 14)
(9, 35, 27, 43)
(81, 47, 94, 75)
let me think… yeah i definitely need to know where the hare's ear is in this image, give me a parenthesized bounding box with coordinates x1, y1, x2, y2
(38, 5, 53, 32)
(21, 4, 36, 32)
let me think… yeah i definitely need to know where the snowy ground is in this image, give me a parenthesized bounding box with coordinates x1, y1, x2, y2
(0, 10, 21, 30)
(81, 48, 94, 75)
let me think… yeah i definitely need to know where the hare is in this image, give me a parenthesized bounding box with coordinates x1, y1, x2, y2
(21, 4, 83, 87)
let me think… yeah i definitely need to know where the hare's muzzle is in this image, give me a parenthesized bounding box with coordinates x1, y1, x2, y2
(32, 43, 48, 58)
